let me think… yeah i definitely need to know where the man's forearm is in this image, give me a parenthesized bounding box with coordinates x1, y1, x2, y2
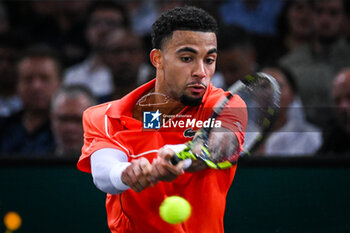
(90, 148, 131, 194)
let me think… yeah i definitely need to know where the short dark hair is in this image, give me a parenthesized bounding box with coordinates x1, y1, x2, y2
(17, 44, 62, 78)
(276, 0, 312, 38)
(217, 25, 253, 51)
(310, 0, 345, 9)
(87, 1, 129, 28)
(51, 84, 97, 113)
(278, 65, 298, 94)
(151, 6, 218, 49)
(262, 64, 298, 94)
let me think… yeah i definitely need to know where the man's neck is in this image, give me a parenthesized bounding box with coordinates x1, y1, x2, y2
(132, 88, 185, 122)
(313, 36, 340, 55)
(285, 34, 309, 51)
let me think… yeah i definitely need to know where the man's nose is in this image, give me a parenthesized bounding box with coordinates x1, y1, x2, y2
(193, 61, 206, 79)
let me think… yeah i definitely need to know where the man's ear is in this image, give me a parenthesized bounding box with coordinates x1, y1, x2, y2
(150, 49, 162, 70)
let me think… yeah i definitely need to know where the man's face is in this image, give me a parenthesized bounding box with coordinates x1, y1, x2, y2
(332, 71, 350, 132)
(17, 57, 60, 112)
(87, 9, 124, 51)
(156, 30, 217, 105)
(51, 95, 90, 155)
(102, 30, 145, 85)
(218, 48, 255, 87)
(288, 0, 313, 39)
(313, 0, 344, 42)
(263, 68, 294, 109)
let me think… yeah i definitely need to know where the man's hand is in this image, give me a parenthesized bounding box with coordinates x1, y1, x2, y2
(121, 157, 153, 192)
(151, 147, 186, 182)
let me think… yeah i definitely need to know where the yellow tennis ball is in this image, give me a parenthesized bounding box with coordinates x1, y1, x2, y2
(4, 211, 22, 231)
(159, 196, 191, 224)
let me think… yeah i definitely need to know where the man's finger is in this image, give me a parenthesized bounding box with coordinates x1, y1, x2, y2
(158, 148, 175, 160)
(152, 160, 168, 178)
(175, 160, 187, 171)
(139, 159, 152, 175)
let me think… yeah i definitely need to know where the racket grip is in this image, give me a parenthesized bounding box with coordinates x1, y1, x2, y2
(170, 155, 182, 165)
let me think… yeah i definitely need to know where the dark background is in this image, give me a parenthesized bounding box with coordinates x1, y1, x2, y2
(1, 157, 349, 233)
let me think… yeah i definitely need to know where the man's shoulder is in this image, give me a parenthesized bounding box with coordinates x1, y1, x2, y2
(83, 101, 117, 121)
(279, 44, 311, 67)
(64, 58, 110, 81)
(331, 39, 350, 65)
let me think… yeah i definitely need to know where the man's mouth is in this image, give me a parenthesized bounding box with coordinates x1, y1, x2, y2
(186, 84, 206, 96)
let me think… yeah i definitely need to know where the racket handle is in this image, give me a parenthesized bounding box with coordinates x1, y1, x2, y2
(171, 147, 197, 166)
(170, 155, 182, 165)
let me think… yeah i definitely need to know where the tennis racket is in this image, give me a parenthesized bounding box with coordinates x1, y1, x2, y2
(170, 72, 281, 169)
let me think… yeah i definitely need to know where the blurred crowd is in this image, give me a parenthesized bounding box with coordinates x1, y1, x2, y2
(0, 0, 349, 159)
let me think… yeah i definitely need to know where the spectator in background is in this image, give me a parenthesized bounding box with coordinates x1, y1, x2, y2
(257, 65, 322, 156)
(317, 68, 350, 156)
(280, 0, 350, 128)
(0, 3, 9, 34)
(4, 1, 90, 67)
(344, 0, 350, 42)
(219, 0, 283, 36)
(189, 0, 225, 24)
(49, 1, 91, 67)
(214, 25, 257, 89)
(101, 29, 154, 99)
(125, 0, 186, 37)
(51, 85, 96, 158)
(124, 0, 187, 56)
(64, 2, 129, 103)
(265, 0, 313, 64)
(0, 32, 26, 117)
(219, 0, 283, 65)
(125, 0, 158, 37)
(0, 45, 61, 156)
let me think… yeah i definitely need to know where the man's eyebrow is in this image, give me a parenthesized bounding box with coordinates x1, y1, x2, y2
(176, 47, 197, 54)
(176, 47, 218, 55)
(207, 48, 217, 55)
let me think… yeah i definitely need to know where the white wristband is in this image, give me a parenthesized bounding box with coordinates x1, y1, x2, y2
(91, 148, 131, 194)
(110, 162, 131, 191)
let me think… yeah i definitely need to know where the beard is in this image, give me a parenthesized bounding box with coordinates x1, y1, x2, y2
(180, 94, 203, 106)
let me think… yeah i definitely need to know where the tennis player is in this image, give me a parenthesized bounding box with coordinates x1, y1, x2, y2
(77, 6, 247, 233)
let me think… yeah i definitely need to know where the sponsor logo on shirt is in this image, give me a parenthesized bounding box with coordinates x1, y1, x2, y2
(143, 110, 222, 130)
(183, 128, 197, 138)
(143, 110, 161, 129)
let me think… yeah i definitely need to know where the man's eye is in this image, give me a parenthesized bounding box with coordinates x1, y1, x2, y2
(181, 57, 192, 62)
(206, 58, 215, 64)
